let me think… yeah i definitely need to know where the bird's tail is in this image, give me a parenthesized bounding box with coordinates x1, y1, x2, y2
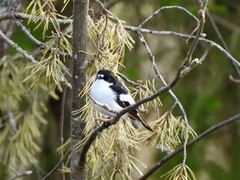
(137, 117, 153, 132)
(130, 115, 153, 132)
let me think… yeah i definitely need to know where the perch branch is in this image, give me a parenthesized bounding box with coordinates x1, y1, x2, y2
(139, 113, 240, 180)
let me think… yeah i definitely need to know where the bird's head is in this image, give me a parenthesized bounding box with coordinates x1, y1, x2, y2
(96, 69, 117, 84)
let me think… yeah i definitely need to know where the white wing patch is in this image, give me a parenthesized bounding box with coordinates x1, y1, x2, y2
(119, 94, 135, 105)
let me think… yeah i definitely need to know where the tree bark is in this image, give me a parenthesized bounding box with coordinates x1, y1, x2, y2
(71, 0, 88, 179)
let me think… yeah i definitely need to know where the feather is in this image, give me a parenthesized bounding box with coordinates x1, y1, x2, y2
(116, 99, 153, 132)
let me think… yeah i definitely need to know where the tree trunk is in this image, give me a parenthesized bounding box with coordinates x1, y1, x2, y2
(71, 0, 88, 179)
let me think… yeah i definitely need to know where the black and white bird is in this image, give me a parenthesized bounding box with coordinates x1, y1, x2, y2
(90, 69, 153, 131)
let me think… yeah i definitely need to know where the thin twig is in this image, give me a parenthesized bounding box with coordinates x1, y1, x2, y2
(123, 25, 240, 67)
(59, 86, 68, 180)
(139, 6, 198, 28)
(14, 18, 42, 46)
(11, 170, 33, 180)
(41, 149, 71, 180)
(0, 12, 72, 24)
(14, 18, 72, 58)
(0, 29, 38, 64)
(139, 113, 240, 180)
(137, 31, 190, 166)
(229, 75, 240, 83)
(182, 0, 207, 165)
(117, 72, 140, 87)
(206, 9, 240, 78)
(212, 14, 240, 34)
(1, 12, 239, 68)
(182, 0, 207, 66)
(180, 45, 212, 77)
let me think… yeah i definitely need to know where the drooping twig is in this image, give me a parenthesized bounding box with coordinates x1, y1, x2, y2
(137, 30, 190, 167)
(59, 85, 68, 180)
(206, 9, 240, 78)
(117, 72, 141, 87)
(139, 113, 240, 180)
(182, 0, 207, 66)
(41, 149, 71, 180)
(1, 11, 239, 68)
(0, 12, 72, 24)
(0, 29, 38, 64)
(123, 25, 240, 67)
(139, 5, 198, 28)
(14, 18, 42, 46)
(14, 18, 71, 58)
(11, 170, 33, 180)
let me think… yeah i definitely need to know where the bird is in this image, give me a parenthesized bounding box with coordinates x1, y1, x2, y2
(90, 69, 153, 132)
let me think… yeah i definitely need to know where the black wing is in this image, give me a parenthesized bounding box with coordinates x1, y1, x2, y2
(109, 82, 128, 95)
(116, 97, 153, 132)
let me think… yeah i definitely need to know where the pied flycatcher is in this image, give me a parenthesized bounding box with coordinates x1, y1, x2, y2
(90, 69, 153, 131)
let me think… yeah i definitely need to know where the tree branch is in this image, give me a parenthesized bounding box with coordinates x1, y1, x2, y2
(123, 25, 240, 68)
(182, 0, 207, 66)
(137, 30, 191, 166)
(0, 29, 38, 64)
(41, 149, 71, 180)
(0, 12, 72, 24)
(206, 9, 240, 78)
(139, 113, 240, 180)
(139, 5, 198, 28)
(78, 63, 184, 166)
(11, 170, 33, 180)
(71, 0, 89, 179)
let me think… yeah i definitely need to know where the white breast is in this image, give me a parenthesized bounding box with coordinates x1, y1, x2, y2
(90, 79, 124, 117)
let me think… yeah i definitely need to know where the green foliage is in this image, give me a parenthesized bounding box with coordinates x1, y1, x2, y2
(0, 55, 57, 174)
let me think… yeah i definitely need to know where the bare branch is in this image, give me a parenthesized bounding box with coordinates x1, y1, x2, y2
(139, 6, 198, 28)
(11, 170, 33, 180)
(182, 0, 207, 66)
(14, 18, 71, 58)
(123, 25, 240, 68)
(0, 29, 38, 64)
(117, 72, 140, 87)
(137, 30, 190, 166)
(41, 149, 71, 180)
(14, 18, 42, 46)
(59, 86, 68, 180)
(229, 75, 240, 83)
(139, 113, 240, 180)
(206, 9, 240, 78)
(0, 12, 72, 24)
